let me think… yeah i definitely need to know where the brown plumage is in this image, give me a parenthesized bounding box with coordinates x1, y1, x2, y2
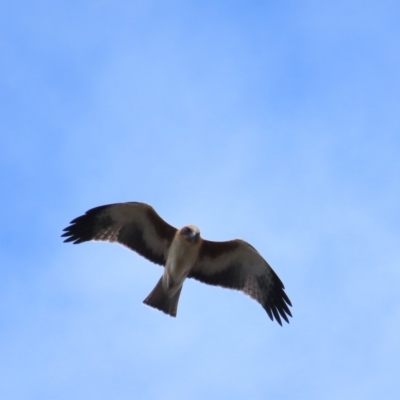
(62, 202, 292, 325)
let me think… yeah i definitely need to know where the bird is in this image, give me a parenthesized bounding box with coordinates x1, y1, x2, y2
(61, 202, 292, 325)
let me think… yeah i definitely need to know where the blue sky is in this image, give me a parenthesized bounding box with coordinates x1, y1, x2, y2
(1, 1, 399, 399)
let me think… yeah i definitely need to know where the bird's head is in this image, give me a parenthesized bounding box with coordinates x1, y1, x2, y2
(179, 225, 200, 244)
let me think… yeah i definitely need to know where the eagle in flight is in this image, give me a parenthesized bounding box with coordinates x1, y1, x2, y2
(62, 202, 292, 325)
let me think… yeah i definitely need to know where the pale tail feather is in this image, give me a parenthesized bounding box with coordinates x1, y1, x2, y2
(143, 277, 183, 317)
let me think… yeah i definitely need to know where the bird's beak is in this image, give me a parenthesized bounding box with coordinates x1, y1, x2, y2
(188, 231, 200, 243)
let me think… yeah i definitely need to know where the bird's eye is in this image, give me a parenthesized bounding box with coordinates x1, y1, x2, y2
(182, 227, 191, 235)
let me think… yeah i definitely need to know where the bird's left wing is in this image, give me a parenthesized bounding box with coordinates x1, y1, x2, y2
(188, 239, 292, 325)
(62, 202, 177, 266)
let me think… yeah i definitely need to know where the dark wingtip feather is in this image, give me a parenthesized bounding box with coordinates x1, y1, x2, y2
(61, 221, 92, 244)
(281, 290, 292, 307)
(280, 312, 290, 324)
(261, 270, 293, 326)
(265, 303, 290, 326)
(281, 302, 292, 317)
(61, 235, 76, 243)
(271, 307, 283, 326)
(265, 307, 274, 321)
(61, 205, 110, 245)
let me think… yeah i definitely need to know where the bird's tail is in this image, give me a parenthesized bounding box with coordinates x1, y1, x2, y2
(143, 277, 182, 317)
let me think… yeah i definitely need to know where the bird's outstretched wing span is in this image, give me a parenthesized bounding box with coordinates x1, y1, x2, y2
(61, 202, 177, 266)
(189, 239, 292, 325)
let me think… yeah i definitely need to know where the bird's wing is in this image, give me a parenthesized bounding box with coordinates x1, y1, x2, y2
(188, 239, 292, 325)
(62, 202, 177, 266)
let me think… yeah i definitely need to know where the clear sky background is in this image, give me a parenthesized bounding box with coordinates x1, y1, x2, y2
(1, 1, 399, 399)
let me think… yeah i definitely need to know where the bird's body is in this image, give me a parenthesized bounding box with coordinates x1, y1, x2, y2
(144, 225, 201, 315)
(165, 226, 201, 290)
(62, 202, 292, 325)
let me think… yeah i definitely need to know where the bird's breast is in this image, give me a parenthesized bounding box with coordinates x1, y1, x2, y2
(165, 237, 200, 281)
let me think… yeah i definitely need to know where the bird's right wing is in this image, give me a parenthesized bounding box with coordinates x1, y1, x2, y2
(62, 202, 177, 266)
